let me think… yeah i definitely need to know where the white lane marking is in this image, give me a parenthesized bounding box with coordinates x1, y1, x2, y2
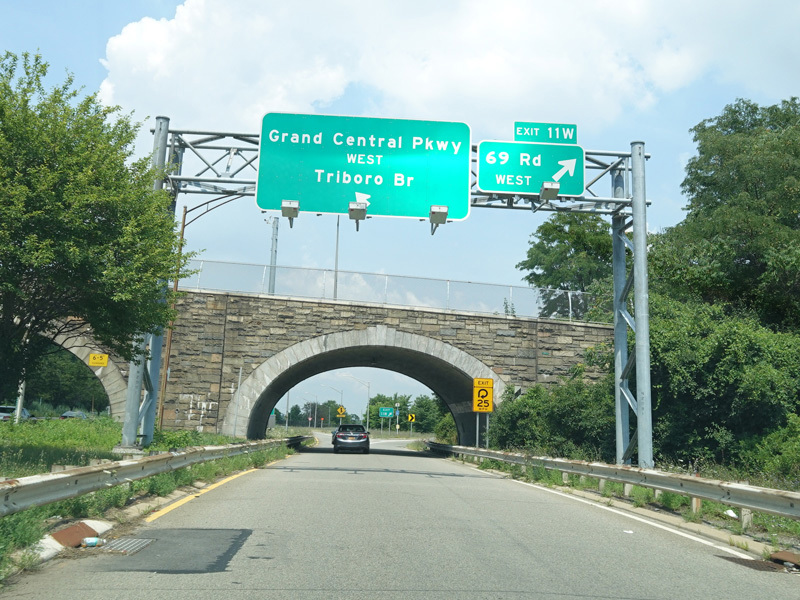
(508, 478, 754, 560)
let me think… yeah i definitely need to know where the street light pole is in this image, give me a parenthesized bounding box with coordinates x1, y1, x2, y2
(323, 384, 343, 423)
(344, 374, 371, 432)
(156, 204, 187, 429)
(156, 192, 255, 430)
(303, 393, 318, 428)
(334, 216, 340, 300)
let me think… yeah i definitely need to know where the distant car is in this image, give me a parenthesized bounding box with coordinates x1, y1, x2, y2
(60, 410, 88, 419)
(0, 405, 31, 421)
(332, 424, 370, 453)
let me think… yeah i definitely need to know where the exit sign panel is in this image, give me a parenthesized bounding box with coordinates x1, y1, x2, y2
(514, 121, 577, 144)
(476, 141, 585, 197)
(256, 113, 471, 219)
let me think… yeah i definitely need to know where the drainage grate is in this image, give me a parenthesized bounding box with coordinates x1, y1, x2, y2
(103, 538, 155, 555)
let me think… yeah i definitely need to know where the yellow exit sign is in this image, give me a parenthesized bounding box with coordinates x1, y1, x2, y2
(473, 378, 493, 412)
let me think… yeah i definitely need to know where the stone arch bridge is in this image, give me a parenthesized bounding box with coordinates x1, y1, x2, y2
(71, 289, 613, 447)
(79, 287, 610, 446)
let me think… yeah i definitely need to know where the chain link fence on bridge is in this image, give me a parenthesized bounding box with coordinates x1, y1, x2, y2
(180, 259, 597, 321)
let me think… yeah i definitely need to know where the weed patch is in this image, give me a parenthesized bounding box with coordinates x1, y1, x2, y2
(656, 491, 689, 512)
(601, 481, 624, 498)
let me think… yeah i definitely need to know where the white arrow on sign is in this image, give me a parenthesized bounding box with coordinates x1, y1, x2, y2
(355, 192, 371, 205)
(551, 158, 577, 182)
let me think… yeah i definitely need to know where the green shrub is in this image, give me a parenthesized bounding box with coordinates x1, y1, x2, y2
(146, 473, 178, 497)
(487, 368, 614, 461)
(657, 491, 689, 511)
(630, 486, 655, 508)
(746, 414, 800, 488)
(434, 413, 457, 445)
(0, 508, 48, 553)
(601, 481, 624, 498)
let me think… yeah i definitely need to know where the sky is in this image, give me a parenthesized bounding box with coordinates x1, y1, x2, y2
(4, 0, 799, 421)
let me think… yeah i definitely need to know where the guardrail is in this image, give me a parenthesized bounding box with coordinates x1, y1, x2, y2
(426, 442, 800, 520)
(0, 436, 311, 517)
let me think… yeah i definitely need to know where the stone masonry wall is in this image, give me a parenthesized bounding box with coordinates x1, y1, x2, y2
(162, 291, 612, 432)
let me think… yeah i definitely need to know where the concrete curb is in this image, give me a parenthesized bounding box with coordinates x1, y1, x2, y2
(15, 489, 192, 573)
(38, 519, 115, 561)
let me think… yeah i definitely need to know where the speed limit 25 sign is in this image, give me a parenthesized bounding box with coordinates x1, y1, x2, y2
(473, 378, 494, 412)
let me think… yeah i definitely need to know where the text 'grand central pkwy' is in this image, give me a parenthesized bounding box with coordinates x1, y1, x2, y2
(256, 113, 472, 220)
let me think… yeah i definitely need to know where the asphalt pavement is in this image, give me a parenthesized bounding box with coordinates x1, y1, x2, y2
(3, 434, 797, 599)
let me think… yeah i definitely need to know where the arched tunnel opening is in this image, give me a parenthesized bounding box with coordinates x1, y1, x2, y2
(234, 339, 503, 447)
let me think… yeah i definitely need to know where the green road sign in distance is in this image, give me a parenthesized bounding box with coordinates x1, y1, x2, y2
(476, 141, 585, 197)
(379, 407, 393, 418)
(256, 113, 471, 219)
(514, 121, 578, 144)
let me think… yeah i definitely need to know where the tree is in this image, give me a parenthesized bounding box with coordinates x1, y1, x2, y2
(271, 407, 285, 426)
(318, 400, 339, 427)
(653, 97, 800, 329)
(287, 405, 303, 427)
(648, 292, 800, 464)
(366, 393, 410, 430)
(24, 346, 107, 412)
(516, 213, 612, 292)
(0, 52, 190, 402)
(301, 402, 317, 425)
(488, 365, 615, 461)
(410, 394, 446, 433)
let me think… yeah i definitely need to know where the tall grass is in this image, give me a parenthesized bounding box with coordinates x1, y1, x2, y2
(1, 417, 122, 478)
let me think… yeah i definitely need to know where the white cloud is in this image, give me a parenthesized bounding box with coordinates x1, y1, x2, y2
(100, 0, 799, 148)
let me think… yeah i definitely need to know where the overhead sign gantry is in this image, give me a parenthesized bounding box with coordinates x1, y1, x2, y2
(142, 114, 653, 468)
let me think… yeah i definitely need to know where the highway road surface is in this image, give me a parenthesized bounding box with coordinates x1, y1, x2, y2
(3, 434, 798, 599)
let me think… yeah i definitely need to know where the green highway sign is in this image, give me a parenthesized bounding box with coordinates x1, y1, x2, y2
(256, 113, 471, 220)
(476, 141, 585, 197)
(514, 121, 577, 144)
(379, 407, 394, 418)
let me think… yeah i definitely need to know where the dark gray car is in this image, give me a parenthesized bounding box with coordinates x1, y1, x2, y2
(332, 424, 370, 453)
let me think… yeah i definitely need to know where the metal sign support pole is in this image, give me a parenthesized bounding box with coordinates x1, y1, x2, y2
(121, 336, 146, 447)
(631, 141, 653, 468)
(121, 117, 170, 447)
